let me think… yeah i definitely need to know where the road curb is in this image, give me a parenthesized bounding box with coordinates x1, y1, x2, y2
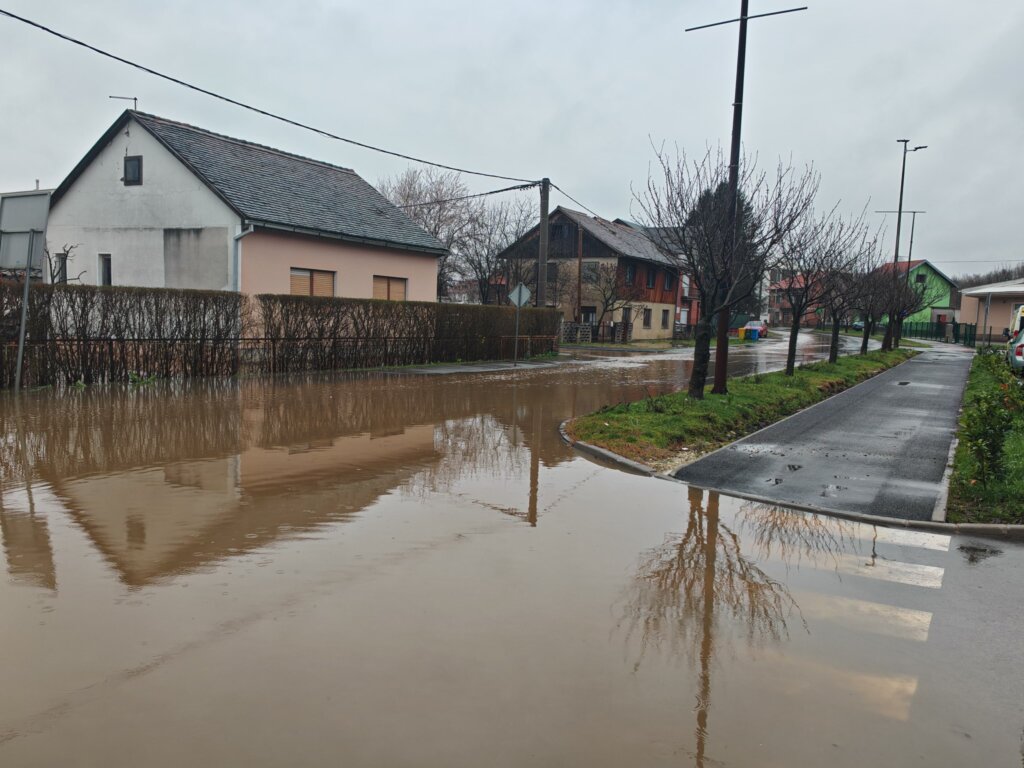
(558, 354, 1024, 540)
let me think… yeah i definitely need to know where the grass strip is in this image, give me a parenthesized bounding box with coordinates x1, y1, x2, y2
(568, 348, 917, 468)
(947, 351, 1024, 524)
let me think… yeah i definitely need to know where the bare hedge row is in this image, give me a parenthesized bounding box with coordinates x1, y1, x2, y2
(0, 282, 560, 387)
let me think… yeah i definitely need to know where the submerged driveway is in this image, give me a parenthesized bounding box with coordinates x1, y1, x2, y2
(674, 346, 974, 521)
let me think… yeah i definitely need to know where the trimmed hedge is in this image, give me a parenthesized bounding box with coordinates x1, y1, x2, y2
(0, 282, 561, 387)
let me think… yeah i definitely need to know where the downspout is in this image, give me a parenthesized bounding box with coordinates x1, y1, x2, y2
(232, 223, 254, 292)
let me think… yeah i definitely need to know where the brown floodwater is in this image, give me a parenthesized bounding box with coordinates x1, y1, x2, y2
(1, 333, 1022, 766)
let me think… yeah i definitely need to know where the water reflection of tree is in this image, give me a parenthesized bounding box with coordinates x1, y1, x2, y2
(620, 488, 804, 767)
(738, 502, 855, 570)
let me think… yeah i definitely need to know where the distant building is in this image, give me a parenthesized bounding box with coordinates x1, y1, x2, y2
(768, 272, 821, 328)
(878, 259, 958, 324)
(961, 277, 1024, 342)
(46, 110, 445, 300)
(496, 206, 700, 341)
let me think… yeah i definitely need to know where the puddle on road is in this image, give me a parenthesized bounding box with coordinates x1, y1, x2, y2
(0, 333, 1021, 766)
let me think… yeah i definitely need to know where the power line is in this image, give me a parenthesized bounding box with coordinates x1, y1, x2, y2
(398, 182, 538, 209)
(0, 7, 536, 184)
(552, 186, 598, 219)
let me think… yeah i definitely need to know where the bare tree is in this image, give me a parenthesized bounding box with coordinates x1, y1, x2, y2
(378, 167, 477, 298)
(588, 263, 647, 331)
(776, 208, 869, 373)
(819, 228, 877, 364)
(43, 243, 85, 284)
(461, 195, 534, 305)
(635, 146, 818, 398)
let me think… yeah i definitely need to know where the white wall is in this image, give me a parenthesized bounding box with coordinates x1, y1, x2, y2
(46, 117, 241, 289)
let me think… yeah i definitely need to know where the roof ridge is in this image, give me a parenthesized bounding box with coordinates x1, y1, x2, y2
(129, 110, 356, 175)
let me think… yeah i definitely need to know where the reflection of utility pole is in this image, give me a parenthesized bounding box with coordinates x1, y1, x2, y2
(528, 402, 542, 526)
(695, 488, 718, 767)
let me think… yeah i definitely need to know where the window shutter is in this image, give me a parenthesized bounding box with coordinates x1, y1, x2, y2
(391, 278, 407, 302)
(373, 275, 388, 300)
(312, 270, 335, 297)
(290, 269, 311, 296)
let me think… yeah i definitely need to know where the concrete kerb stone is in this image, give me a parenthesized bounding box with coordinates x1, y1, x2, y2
(557, 357, 1024, 541)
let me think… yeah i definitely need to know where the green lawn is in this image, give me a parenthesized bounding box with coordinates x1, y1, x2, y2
(568, 349, 917, 467)
(946, 351, 1024, 524)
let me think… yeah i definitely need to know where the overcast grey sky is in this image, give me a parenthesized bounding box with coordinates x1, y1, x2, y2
(0, 0, 1021, 278)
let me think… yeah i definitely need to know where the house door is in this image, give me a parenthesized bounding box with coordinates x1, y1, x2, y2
(621, 307, 631, 326)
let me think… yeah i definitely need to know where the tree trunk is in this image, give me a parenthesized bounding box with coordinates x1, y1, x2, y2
(785, 315, 802, 376)
(828, 312, 841, 364)
(860, 318, 872, 355)
(881, 311, 896, 351)
(689, 316, 713, 399)
(711, 307, 730, 395)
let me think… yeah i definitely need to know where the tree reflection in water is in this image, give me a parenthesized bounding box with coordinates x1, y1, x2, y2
(738, 501, 856, 570)
(619, 487, 804, 767)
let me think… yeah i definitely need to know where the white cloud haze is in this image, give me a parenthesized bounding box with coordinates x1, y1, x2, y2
(0, 0, 1021, 278)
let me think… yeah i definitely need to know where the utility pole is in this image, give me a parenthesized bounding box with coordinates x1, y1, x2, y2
(687, 2, 806, 395)
(876, 208, 925, 282)
(537, 178, 550, 308)
(577, 221, 585, 323)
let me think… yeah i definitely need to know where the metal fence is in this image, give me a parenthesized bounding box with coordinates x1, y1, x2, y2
(901, 321, 977, 347)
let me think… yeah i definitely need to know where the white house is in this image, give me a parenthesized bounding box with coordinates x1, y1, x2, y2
(46, 110, 445, 300)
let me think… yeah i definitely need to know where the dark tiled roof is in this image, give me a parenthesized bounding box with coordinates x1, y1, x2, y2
(556, 207, 675, 267)
(54, 111, 445, 255)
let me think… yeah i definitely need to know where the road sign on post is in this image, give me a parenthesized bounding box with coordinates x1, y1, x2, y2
(508, 284, 532, 367)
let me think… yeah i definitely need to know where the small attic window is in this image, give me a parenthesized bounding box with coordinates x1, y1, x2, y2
(123, 155, 142, 186)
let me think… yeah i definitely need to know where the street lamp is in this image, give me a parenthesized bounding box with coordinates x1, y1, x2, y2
(893, 139, 927, 269)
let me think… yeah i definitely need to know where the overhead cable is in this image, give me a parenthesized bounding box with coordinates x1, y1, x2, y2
(0, 8, 536, 183)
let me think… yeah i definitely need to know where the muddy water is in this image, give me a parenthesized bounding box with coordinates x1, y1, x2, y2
(1, 334, 1021, 766)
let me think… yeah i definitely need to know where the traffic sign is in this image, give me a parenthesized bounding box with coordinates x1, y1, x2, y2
(509, 283, 531, 308)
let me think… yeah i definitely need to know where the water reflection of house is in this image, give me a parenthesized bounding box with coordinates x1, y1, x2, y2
(0, 500, 57, 591)
(52, 425, 439, 587)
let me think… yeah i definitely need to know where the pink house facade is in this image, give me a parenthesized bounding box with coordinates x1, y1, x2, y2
(47, 111, 444, 300)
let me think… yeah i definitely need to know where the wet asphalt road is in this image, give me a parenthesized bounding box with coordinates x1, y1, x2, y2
(675, 346, 974, 521)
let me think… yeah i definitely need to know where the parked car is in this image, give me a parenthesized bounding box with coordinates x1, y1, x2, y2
(1007, 328, 1024, 374)
(851, 320, 865, 331)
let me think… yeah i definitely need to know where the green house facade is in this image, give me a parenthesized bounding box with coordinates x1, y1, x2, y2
(892, 260, 958, 323)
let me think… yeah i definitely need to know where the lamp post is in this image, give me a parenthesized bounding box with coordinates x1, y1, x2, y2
(892, 140, 927, 268)
(883, 140, 925, 350)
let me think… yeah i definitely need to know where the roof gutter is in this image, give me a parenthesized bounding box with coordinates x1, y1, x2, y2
(247, 219, 447, 256)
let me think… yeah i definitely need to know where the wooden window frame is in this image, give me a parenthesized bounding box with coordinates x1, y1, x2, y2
(661, 309, 670, 329)
(646, 268, 657, 290)
(642, 307, 652, 329)
(624, 263, 636, 286)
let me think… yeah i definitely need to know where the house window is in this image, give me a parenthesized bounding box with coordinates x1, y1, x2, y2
(290, 267, 335, 297)
(625, 263, 636, 286)
(664, 271, 676, 291)
(643, 308, 652, 329)
(373, 275, 408, 301)
(123, 155, 143, 186)
(581, 305, 597, 324)
(55, 252, 68, 284)
(915, 273, 926, 284)
(646, 268, 657, 290)
(582, 261, 599, 281)
(661, 309, 670, 329)
(98, 254, 112, 286)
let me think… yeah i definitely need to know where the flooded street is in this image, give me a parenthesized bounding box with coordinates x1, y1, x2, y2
(1, 333, 1022, 766)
